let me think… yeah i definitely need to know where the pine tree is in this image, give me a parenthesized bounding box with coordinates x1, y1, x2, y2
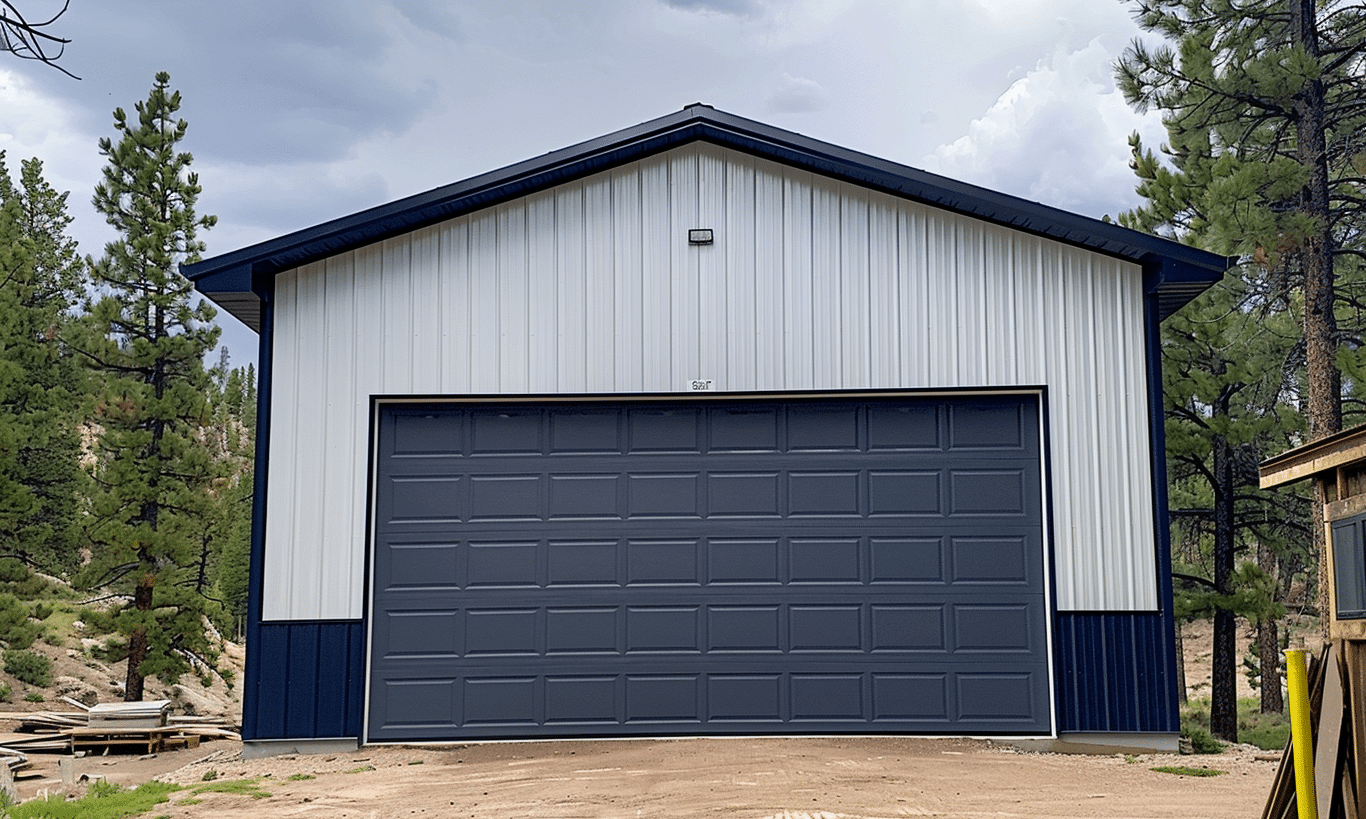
(203, 356, 255, 640)
(1160, 273, 1306, 738)
(0, 152, 86, 575)
(1118, 0, 1366, 439)
(78, 71, 220, 701)
(1116, 0, 1366, 740)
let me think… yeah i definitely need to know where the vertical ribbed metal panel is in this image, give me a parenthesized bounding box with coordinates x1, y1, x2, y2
(245, 622, 365, 740)
(263, 144, 1158, 620)
(1055, 613, 1179, 733)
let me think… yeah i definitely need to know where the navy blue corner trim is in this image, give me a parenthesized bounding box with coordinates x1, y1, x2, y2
(185, 104, 1230, 332)
(1144, 281, 1183, 730)
(241, 281, 273, 739)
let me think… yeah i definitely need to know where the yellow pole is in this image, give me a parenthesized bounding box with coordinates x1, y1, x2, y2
(1285, 648, 1318, 819)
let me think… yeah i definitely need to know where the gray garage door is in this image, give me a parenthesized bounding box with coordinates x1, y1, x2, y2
(367, 395, 1050, 741)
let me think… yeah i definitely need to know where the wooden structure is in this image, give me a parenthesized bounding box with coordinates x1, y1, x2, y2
(1259, 424, 1366, 817)
(1262, 424, 1366, 640)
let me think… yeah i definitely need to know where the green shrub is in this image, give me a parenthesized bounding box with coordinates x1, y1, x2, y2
(30, 602, 53, 622)
(23, 692, 43, 703)
(0, 561, 47, 599)
(0, 594, 41, 649)
(1180, 698, 1227, 754)
(3, 648, 52, 687)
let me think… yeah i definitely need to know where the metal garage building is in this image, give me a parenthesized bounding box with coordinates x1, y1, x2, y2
(184, 105, 1228, 754)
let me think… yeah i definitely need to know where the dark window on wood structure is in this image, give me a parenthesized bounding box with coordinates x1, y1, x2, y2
(1332, 512, 1366, 619)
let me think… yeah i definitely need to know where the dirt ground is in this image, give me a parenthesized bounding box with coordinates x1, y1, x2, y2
(12, 734, 1278, 818)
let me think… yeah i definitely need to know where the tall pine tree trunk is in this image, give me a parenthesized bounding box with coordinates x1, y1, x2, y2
(1257, 540, 1284, 713)
(1290, 0, 1340, 640)
(123, 574, 154, 702)
(1211, 435, 1238, 741)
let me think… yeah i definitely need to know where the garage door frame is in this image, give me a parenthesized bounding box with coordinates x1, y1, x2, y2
(361, 389, 1057, 743)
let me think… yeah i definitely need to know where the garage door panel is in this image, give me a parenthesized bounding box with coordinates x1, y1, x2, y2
(380, 532, 1040, 590)
(547, 540, 618, 585)
(545, 676, 619, 723)
(867, 404, 941, 450)
(707, 539, 780, 583)
(627, 473, 701, 517)
(372, 598, 1045, 659)
(546, 607, 618, 654)
(549, 409, 621, 453)
(788, 471, 862, 516)
(787, 405, 860, 451)
(948, 402, 1027, 449)
(790, 538, 861, 583)
(708, 406, 781, 451)
(950, 470, 1029, 515)
(471, 410, 542, 454)
(627, 539, 700, 584)
(707, 606, 781, 651)
(368, 663, 1053, 738)
(626, 407, 704, 452)
(369, 396, 1049, 740)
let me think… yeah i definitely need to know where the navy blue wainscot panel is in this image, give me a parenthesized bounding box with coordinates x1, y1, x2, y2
(1054, 612, 1178, 733)
(245, 621, 365, 740)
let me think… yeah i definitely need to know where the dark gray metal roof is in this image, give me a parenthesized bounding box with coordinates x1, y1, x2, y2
(184, 104, 1230, 332)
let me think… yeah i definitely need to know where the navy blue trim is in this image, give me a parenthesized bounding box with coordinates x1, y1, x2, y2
(1144, 269, 1182, 731)
(240, 279, 273, 741)
(185, 104, 1230, 332)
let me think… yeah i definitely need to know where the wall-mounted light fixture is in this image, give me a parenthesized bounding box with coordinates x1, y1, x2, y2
(688, 228, 714, 245)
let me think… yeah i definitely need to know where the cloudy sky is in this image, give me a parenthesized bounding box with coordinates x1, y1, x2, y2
(0, 0, 1169, 366)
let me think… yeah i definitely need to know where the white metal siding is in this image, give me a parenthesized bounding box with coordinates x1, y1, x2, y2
(263, 143, 1157, 620)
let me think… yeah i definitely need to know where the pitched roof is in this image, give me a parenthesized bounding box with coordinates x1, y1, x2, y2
(184, 103, 1230, 332)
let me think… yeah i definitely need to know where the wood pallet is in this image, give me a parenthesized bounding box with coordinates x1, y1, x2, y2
(69, 727, 189, 755)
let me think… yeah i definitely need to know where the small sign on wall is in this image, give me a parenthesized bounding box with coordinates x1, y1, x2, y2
(687, 379, 715, 391)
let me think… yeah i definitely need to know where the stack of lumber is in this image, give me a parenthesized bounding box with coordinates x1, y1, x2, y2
(87, 700, 170, 730)
(1261, 643, 1365, 819)
(0, 699, 240, 755)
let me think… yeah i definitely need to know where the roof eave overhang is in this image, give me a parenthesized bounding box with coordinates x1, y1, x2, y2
(185, 104, 1231, 333)
(1260, 423, 1366, 489)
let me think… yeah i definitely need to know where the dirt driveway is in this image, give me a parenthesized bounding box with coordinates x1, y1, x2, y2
(25, 735, 1278, 818)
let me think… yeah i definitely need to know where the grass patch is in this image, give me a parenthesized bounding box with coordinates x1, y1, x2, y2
(345, 765, 375, 774)
(287, 773, 316, 781)
(189, 778, 271, 799)
(1152, 765, 1225, 777)
(1182, 696, 1291, 752)
(1239, 697, 1291, 751)
(2, 781, 182, 818)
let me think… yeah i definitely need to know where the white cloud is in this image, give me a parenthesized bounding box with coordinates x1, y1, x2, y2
(0, 68, 112, 257)
(658, 0, 768, 17)
(925, 37, 1165, 219)
(766, 73, 829, 113)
